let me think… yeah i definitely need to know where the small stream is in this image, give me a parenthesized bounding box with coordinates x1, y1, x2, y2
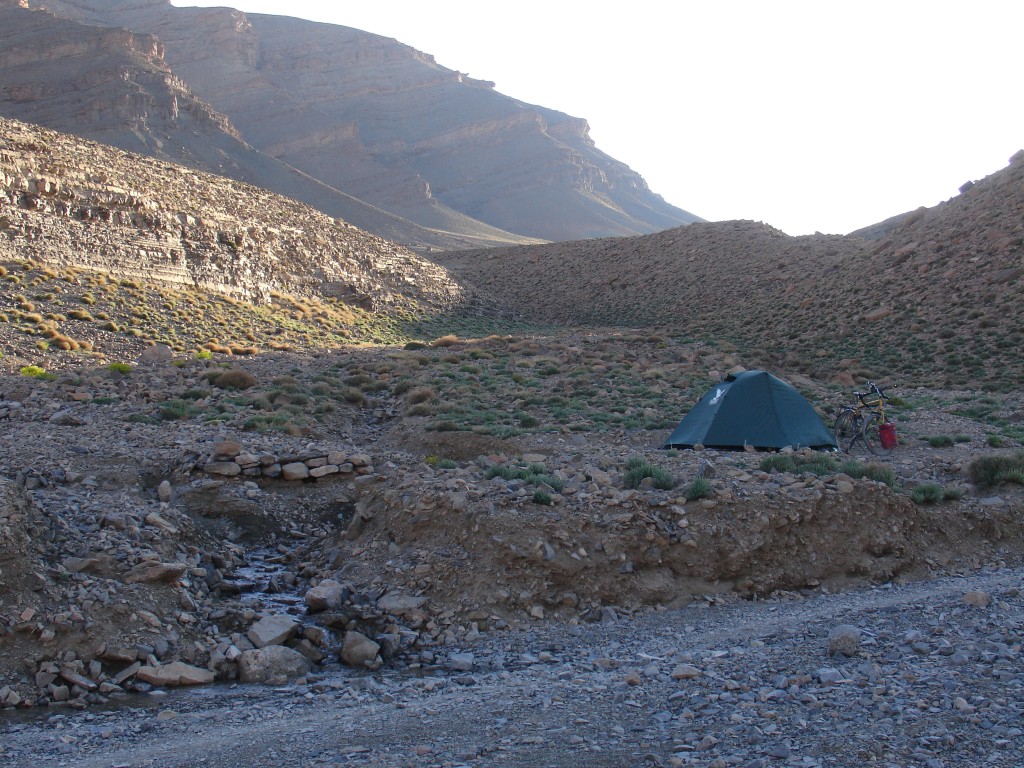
(228, 549, 308, 616)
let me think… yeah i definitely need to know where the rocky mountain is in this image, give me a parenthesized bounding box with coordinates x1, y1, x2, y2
(0, 0, 700, 249)
(439, 151, 1024, 391)
(0, 0, 538, 252)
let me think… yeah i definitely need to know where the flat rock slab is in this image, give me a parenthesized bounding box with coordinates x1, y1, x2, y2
(247, 614, 299, 648)
(124, 562, 187, 584)
(136, 662, 215, 687)
(377, 594, 427, 615)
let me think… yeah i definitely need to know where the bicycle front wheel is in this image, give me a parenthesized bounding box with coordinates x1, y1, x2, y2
(834, 410, 858, 453)
(863, 413, 894, 456)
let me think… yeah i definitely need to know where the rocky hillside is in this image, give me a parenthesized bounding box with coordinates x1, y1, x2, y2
(2, 0, 700, 248)
(439, 151, 1024, 391)
(0, 116, 468, 317)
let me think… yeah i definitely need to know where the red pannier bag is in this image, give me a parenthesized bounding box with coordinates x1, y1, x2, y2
(879, 422, 897, 449)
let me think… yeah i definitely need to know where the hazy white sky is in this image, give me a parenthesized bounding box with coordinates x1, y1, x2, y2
(172, 1, 1022, 235)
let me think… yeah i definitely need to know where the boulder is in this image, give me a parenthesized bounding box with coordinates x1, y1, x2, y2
(247, 614, 299, 648)
(304, 579, 347, 612)
(339, 630, 380, 668)
(237, 645, 311, 683)
(281, 462, 310, 480)
(139, 344, 174, 364)
(828, 624, 862, 656)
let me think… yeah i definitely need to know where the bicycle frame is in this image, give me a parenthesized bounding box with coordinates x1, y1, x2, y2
(834, 383, 893, 455)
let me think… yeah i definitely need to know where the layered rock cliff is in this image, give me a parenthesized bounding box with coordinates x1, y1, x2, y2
(0, 116, 465, 311)
(6, 0, 700, 246)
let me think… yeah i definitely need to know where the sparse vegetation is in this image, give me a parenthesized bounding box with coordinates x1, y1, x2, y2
(486, 463, 565, 492)
(19, 364, 55, 379)
(212, 368, 258, 390)
(683, 477, 714, 501)
(968, 453, 1024, 489)
(759, 453, 838, 476)
(909, 482, 961, 504)
(623, 456, 675, 490)
(839, 460, 897, 487)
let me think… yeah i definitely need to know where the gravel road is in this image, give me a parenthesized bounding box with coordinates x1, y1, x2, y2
(2, 566, 1021, 768)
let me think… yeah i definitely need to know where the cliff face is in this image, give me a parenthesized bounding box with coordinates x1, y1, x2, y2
(0, 116, 465, 311)
(7, 0, 700, 247)
(0, 2, 238, 152)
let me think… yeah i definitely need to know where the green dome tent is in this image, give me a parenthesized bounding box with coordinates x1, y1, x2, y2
(663, 370, 837, 450)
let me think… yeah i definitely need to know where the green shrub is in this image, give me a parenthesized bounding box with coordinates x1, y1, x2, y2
(623, 459, 675, 490)
(800, 456, 839, 475)
(159, 399, 198, 420)
(968, 453, 1024, 488)
(684, 477, 714, 501)
(195, 348, 213, 360)
(532, 489, 553, 505)
(487, 464, 564, 491)
(926, 435, 954, 448)
(437, 459, 458, 470)
(19, 365, 55, 380)
(625, 456, 648, 472)
(107, 362, 133, 374)
(987, 434, 1006, 448)
(649, 467, 676, 490)
(910, 483, 944, 504)
(839, 460, 896, 487)
(761, 455, 797, 473)
(243, 413, 295, 433)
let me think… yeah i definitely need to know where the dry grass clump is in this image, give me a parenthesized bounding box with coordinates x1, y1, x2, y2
(211, 368, 258, 390)
(432, 334, 459, 348)
(406, 386, 437, 404)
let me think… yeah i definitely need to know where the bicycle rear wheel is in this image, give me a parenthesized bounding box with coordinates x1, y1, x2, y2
(833, 410, 858, 453)
(863, 413, 894, 456)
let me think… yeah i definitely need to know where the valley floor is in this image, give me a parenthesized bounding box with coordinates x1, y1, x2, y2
(2, 566, 1022, 767)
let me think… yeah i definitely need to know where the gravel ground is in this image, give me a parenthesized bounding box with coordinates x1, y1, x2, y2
(2, 566, 1021, 768)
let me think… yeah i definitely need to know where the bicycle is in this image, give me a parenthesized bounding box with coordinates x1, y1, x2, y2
(833, 382, 896, 456)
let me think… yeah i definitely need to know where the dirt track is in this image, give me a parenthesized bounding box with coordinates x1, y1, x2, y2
(3, 566, 1022, 767)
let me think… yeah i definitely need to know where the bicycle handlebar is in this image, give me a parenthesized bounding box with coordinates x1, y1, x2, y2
(854, 382, 889, 403)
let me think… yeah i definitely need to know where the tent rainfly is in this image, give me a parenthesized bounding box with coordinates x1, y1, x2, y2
(663, 370, 837, 451)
